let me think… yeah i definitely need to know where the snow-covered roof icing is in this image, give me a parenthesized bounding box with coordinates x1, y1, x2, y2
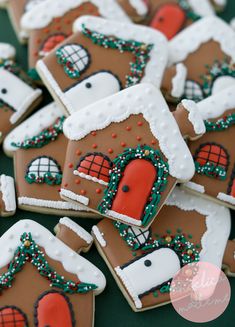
(64, 83, 195, 181)
(0, 43, 16, 59)
(0, 175, 16, 212)
(166, 187, 231, 268)
(168, 16, 235, 65)
(73, 15, 168, 88)
(197, 84, 235, 119)
(188, 0, 215, 17)
(3, 102, 64, 154)
(0, 219, 106, 294)
(21, 0, 130, 30)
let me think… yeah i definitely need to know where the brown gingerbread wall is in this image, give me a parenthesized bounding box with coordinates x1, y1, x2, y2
(188, 108, 235, 198)
(0, 247, 94, 326)
(43, 30, 135, 91)
(14, 133, 68, 202)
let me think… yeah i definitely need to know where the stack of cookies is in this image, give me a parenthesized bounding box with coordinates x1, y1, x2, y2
(0, 0, 234, 325)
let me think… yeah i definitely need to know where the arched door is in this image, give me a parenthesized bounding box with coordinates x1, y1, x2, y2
(111, 159, 157, 221)
(150, 4, 186, 40)
(35, 291, 75, 327)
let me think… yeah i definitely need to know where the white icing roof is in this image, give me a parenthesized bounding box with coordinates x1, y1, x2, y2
(64, 83, 195, 181)
(0, 43, 16, 59)
(0, 175, 16, 212)
(21, 0, 130, 30)
(169, 16, 235, 65)
(166, 187, 231, 268)
(3, 102, 64, 155)
(73, 16, 168, 88)
(197, 84, 235, 119)
(0, 219, 106, 294)
(188, 0, 215, 17)
(59, 217, 93, 244)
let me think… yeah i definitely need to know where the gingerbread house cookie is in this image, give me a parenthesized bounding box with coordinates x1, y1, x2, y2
(183, 85, 235, 209)
(61, 84, 205, 228)
(162, 16, 235, 103)
(0, 174, 16, 217)
(118, 0, 215, 39)
(21, 0, 130, 78)
(37, 15, 168, 115)
(0, 218, 106, 326)
(92, 187, 234, 311)
(0, 43, 42, 144)
(12, 103, 94, 216)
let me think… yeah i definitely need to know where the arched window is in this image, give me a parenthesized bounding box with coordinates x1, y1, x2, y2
(127, 226, 151, 248)
(26, 156, 62, 185)
(56, 44, 90, 78)
(39, 34, 67, 57)
(194, 143, 229, 180)
(0, 306, 28, 327)
(74, 153, 113, 185)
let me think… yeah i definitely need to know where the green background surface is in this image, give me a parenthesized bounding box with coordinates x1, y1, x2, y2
(0, 2, 235, 326)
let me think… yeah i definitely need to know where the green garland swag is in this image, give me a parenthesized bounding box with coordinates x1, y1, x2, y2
(81, 24, 153, 88)
(12, 116, 65, 149)
(98, 145, 169, 227)
(195, 161, 227, 180)
(0, 233, 97, 294)
(114, 221, 200, 265)
(201, 59, 235, 97)
(25, 171, 62, 185)
(205, 113, 235, 132)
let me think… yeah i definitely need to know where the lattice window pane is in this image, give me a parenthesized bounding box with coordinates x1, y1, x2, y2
(127, 226, 150, 247)
(184, 80, 204, 101)
(196, 144, 228, 168)
(0, 307, 28, 327)
(27, 156, 61, 178)
(59, 44, 90, 74)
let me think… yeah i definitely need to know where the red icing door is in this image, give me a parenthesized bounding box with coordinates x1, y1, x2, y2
(111, 159, 156, 221)
(150, 4, 186, 40)
(35, 291, 74, 327)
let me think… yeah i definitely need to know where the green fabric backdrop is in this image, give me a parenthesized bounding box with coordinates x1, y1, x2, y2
(0, 2, 234, 326)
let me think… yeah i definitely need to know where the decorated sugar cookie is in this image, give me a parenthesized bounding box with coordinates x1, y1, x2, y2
(61, 84, 205, 229)
(37, 15, 168, 115)
(0, 174, 16, 217)
(162, 16, 235, 103)
(92, 187, 234, 311)
(4, 0, 46, 43)
(0, 218, 106, 326)
(12, 103, 94, 216)
(183, 85, 235, 209)
(118, 0, 215, 39)
(21, 0, 130, 78)
(0, 43, 42, 144)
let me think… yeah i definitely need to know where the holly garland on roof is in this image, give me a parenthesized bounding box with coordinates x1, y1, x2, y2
(0, 232, 97, 294)
(11, 116, 65, 149)
(81, 24, 153, 88)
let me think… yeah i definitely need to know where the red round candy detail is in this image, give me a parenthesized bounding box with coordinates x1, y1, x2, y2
(68, 163, 73, 168)
(121, 142, 126, 147)
(137, 121, 143, 126)
(96, 188, 102, 194)
(112, 133, 117, 138)
(92, 144, 98, 149)
(80, 190, 86, 195)
(108, 148, 113, 154)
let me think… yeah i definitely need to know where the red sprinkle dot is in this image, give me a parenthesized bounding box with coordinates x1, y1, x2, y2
(112, 133, 117, 138)
(92, 144, 98, 149)
(68, 163, 73, 168)
(121, 142, 126, 147)
(136, 136, 142, 141)
(91, 131, 97, 136)
(80, 190, 86, 196)
(64, 183, 68, 187)
(44, 28, 50, 34)
(138, 121, 143, 126)
(75, 179, 81, 185)
(76, 150, 82, 155)
(108, 148, 113, 154)
(126, 126, 132, 131)
(58, 189, 61, 193)
(96, 188, 102, 194)
(151, 139, 157, 145)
